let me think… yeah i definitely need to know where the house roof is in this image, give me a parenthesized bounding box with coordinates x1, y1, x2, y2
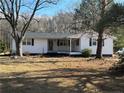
(24, 32, 82, 39)
(24, 31, 114, 39)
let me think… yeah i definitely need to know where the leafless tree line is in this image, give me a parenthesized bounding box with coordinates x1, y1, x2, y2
(0, 12, 76, 35)
(0, 12, 77, 51)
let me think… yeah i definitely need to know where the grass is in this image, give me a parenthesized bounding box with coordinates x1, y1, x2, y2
(0, 56, 123, 93)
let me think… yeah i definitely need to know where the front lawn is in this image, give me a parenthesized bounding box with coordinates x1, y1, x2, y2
(0, 56, 123, 93)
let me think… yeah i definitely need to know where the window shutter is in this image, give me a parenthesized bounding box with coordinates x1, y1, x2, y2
(89, 38, 92, 46)
(102, 39, 104, 46)
(57, 40, 59, 46)
(32, 39, 34, 46)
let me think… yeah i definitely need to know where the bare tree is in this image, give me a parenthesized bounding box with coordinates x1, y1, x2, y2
(52, 12, 74, 33)
(0, 0, 58, 57)
(26, 12, 74, 33)
(74, 0, 124, 59)
(74, 0, 114, 58)
(27, 16, 50, 32)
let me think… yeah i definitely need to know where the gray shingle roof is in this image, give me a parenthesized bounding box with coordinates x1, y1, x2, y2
(24, 32, 82, 39)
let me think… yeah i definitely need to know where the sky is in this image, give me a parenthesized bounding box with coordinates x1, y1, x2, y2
(36, 0, 124, 16)
(36, 0, 81, 16)
(115, 0, 124, 3)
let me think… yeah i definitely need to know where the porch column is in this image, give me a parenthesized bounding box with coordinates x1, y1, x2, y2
(69, 38, 72, 53)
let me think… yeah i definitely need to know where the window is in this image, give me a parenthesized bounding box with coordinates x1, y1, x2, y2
(76, 39, 79, 46)
(57, 40, 69, 46)
(89, 38, 105, 46)
(22, 40, 26, 45)
(23, 38, 34, 46)
(92, 38, 97, 46)
(89, 38, 97, 46)
(27, 39, 32, 45)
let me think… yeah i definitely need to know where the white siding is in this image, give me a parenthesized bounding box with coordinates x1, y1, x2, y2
(11, 33, 113, 55)
(102, 38, 113, 55)
(80, 35, 113, 55)
(12, 39, 48, 54)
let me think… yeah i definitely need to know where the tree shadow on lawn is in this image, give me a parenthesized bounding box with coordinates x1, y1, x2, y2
(0, 68, 124, 93)
(0, 60, 82, 65)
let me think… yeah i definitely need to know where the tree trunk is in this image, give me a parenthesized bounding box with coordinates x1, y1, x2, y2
(15, 40, 23, 57)
(96, 31, 104, 59)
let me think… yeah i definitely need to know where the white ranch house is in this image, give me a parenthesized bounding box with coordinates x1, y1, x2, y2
(11, 32, 113, 56)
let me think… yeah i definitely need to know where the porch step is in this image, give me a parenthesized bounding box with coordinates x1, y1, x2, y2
(47, 51, 82, 56)
(69, 52, 82, 55)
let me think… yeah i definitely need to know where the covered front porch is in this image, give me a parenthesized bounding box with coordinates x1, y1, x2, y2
(48, 38, 81, 55)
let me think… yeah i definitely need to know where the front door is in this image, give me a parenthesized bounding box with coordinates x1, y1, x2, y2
(48, 40, 53, 51)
